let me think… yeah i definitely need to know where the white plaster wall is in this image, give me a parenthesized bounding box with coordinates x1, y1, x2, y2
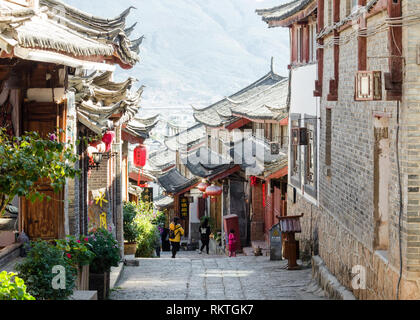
(288, 63, 320, 205)
(290, 63, 318, 116)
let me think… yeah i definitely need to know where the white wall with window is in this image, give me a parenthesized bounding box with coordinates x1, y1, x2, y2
(288, 63, 320, 204)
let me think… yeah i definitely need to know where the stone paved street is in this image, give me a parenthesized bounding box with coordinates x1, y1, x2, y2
(110, 251, 328, 300)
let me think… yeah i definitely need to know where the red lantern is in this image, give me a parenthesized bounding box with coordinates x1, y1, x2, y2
(250, 176, 258, 186)
(134, 145, 147, 187)
(133, 145, 147, 168)
(202, 193, 208, 199)
(197, 179, 210, 192)
(206, 183, 222, 202)
(102, 131, 115, 152)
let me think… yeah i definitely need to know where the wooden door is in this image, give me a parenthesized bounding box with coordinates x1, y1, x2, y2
(197, 197, 206, 220)
(20, 102, 65, 240)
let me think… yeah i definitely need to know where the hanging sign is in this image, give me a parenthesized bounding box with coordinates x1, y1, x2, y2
(180, 196, 189, 218)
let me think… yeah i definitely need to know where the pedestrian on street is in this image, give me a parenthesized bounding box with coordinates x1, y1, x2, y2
(228, 229, 237, 257)
(154, 225, 163, 258)
(169, 217, 184, 258)
(199, 217, 211, 254)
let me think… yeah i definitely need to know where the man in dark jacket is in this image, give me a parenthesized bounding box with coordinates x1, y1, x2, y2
(199, 218, 211, 254)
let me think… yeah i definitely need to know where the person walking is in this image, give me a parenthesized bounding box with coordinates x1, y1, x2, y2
(154, 225, 163, 258)
(169, 217, 184, 258)
(228, 229, 237, 257)
(199, 218, 211, 254)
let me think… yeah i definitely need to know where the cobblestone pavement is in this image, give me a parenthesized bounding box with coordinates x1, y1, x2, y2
(110, 251, 328, 300)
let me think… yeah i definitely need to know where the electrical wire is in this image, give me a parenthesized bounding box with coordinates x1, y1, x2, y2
(396, 100, 403, 300)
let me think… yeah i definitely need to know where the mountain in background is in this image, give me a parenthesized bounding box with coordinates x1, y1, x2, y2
(65, 0, 290, 111)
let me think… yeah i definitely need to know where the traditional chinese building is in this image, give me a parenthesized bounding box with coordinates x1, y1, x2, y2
(193, 66, 290, 251)
(0, 0, 141, 257)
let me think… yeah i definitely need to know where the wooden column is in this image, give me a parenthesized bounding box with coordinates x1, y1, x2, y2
(385, 0, 402, 100)
(358, 0, 367, 71)
(327, 0, 340, 101)
(314, 0, 324, 97)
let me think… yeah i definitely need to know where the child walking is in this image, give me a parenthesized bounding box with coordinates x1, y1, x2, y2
(228, 229, 237, 257)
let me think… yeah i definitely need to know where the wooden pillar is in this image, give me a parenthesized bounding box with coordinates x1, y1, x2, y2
(314, 0, 324, 97)
(327, 0, 340, 101)
(385, 0, 402, 100)
(358, 0, 367, 71)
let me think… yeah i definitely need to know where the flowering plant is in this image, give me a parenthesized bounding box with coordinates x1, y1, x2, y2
(88, 228, 120, 273)
(15, 240, 76, 300)
(56, 235, 95, 267)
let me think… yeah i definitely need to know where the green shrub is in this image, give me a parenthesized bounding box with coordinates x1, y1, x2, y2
(0, 271, 35, 300)
(131, 201, 161, 257)
(15, 240, 77, 300)
(123, 202, 140, 243)
(88, 228, 120, 274)
(55, 235, 95, 267)
(134, 214, 159, 258)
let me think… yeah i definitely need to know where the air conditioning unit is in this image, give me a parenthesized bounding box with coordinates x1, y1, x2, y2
(291, 128, 308, 146)
(270, 142, 280, 155)
(355, 71, 382, 101)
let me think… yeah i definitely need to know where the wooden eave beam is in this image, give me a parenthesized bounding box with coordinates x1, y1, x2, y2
(266, 1, 317, 28)
(224, 118, 251, 131)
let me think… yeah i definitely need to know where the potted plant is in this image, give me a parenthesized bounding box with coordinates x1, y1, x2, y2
(56, 235, 95, 291)
(87, 228, 120, 300)
(123, 202, 139, 255)
(15, 240, 77, 300)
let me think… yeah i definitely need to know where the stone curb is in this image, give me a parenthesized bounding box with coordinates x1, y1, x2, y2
(110, 261, 124, 289)
(312, 255, 356, 300)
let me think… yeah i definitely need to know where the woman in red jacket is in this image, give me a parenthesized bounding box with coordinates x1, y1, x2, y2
(228, 229, 237, 257)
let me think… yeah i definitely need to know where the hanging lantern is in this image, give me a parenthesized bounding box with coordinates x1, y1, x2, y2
(133, 145, 147, 187)
(202, 193, 208, 199)
(205, 183, 222, 202)
(102, 131, 115, 152)
(197, 179, 210, 193)
(133, 145, 147, 168)
(250, 176, 258, 186)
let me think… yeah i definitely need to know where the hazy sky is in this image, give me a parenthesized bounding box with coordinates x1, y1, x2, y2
(65, 0, 290, 109)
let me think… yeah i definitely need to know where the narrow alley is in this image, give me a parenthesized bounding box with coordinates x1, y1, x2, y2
(110, 253, 327, 300)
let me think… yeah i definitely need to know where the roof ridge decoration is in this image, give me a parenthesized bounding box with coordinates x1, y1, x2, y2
(0, 0, 141, 68)
(194, 67, 288, 127)
(70, 71, 144, 134)
(256, 0, 313, 21)
(227, 77, 288, 105)
(195, 70, 283, 113)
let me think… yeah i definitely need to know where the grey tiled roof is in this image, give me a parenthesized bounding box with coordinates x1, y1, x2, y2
(157, 168, 198, 194)
(230, 77, 289, 120)
(123, 115, 159, 139)
(154, 196, 174, 210)
(193, 70, 287, 127)
(183, 147, 234, 179)
(148, 147, 176, 171)
(164, 123, 207, 152)
(256, 0, 314, 23)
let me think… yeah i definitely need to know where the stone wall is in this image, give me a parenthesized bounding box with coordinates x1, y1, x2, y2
(287, 188, 321, 261)
(292, 7, 420, 299)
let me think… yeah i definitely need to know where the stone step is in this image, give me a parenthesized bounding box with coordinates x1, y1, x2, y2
(70, 290, 98, 300)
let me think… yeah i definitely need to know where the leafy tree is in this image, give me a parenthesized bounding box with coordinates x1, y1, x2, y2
(0, 271, 35, 300)
(0, 129, 80, 216)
